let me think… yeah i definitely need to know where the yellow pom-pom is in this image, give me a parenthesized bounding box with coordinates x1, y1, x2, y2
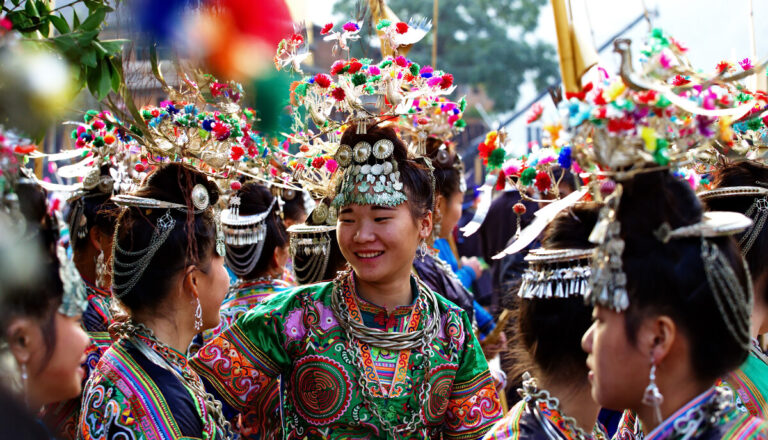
(640, 127, 657, 152)
(606, 81, 626, 102)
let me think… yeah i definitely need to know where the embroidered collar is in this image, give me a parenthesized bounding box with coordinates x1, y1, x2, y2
(645, 387, 732, 440)
(519, 372, 606, 440)
(82, 277, 111, 298)
(350, 271, 420, 317)
(132, 332, 190, 373)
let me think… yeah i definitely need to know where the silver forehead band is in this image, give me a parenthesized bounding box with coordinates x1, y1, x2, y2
(698, 187, 768, 256)
(519, 249, 593, 300)
(221, 198, 277, 227)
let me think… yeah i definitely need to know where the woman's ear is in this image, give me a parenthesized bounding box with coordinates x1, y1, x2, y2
(639, 315, 677, 363)
(88, 225, 103, 253)
(6, 318, 40, 365)
(435, 194, 446, 217)
(182, 265, 200, 301)
(419, 211, 433, 241)
(272, 245, 290, 276)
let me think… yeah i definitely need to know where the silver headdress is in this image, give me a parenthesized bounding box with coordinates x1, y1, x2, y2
(222, 196, 277, 277)
(56, 238, 88, 317)
(110, 183, 214, 298)
(288, 201, 338, 284)
(519, 248, 593, 300)
(332, 139, 407, 208)
(699, 186, 768, 256)
(653, 211, 754, 349)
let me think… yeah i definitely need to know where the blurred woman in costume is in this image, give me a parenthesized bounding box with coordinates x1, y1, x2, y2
(699, 160, 768, 419)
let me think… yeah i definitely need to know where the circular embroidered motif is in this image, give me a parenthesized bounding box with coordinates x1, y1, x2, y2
(425, 364, 457, 424)
(291, 355, 352, 425)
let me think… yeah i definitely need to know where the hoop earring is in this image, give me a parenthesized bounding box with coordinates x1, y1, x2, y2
(194, 298, 203, 332)
(418, 240, 429, 261)
(642, 353, 664, 424)
(95, 249, 108, 288)
(432, 209, 442, 241)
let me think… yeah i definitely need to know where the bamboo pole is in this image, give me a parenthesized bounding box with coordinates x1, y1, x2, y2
(432, 0, 439, 67)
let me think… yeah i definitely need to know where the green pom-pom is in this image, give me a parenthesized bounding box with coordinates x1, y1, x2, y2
(70, 129, 78, 140)
(655, 95, 672, 108)
(700, 178, 711, 185)
(459, 97, 467, 112)
(747, 117, 763, 130)
(93, 136, 105, 147)
(488, 148, 506, 169)
(380, 60, 393, 68)
(651, 28, 664, 38)
(653, 146, 669, 166)
(737, 93, 753, 103)
(141, 110, 152, 120)
(351, 73, 367, 87)
(376, 19, 392, 30)
(294, 83, 308, 97)
(409, 63, 420, 76)
(129, 125, 142, 136)
(656, 138, 669, 150)
(367, 75, 382, 83)
(363, 85, 375, 94)
(454, 119, 466, 128)
(199, 128, 209, 139)
(84, 109, 99, 122)
(359, 58, 373, 65)
(520, 167, 536, 185)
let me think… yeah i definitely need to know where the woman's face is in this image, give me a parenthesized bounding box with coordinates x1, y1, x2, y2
(196, 254, 230, 330)
(26, 313, 89, 408)
(581, 305, 649, 411)
(337, 203, 430, 285)
(437, 190, 463, 239)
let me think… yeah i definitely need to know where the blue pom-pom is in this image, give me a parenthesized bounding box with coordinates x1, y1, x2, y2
(166, 104, 179, 114)
(558, 146, 572, 169)
(184, 104, 197, 115)
(80, 133, 93, 142)
(201, 119, 214, 131)
(420, 72, 433, 79)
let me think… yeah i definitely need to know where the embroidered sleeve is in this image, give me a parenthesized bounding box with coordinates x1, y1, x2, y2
(191, 295, 292, 413)
(78, 378, 144, 440)
(443, 310, 503, 440)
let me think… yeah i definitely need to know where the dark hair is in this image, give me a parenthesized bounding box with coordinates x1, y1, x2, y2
(619, 169, 749, 381)
(69, 165, 118, 252)
(281, 188, 306, 224)
(512, 203, 599, 382)
(426, 137, 462, 199)
(292, 199, 348, 284)
(705, 160, 768, 301)
(338, 123, 433, 219)
(112, 163, 219, 314)
(226, 182, 288, 279)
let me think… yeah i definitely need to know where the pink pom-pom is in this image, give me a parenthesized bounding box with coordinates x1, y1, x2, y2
(230, 181, 242, 191)
(325, 159, 338, 173)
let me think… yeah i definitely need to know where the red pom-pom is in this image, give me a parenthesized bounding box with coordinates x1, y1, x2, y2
(314, 74, 331, 88)
(330, 60, 345, 75)
(321, 23, 333, 35)
(671, 75, 690, 86)
(312, 157, 326, 169)
(135, 163, 146, 172)
(513, 203, 527, 215)
(395, 22, 409, 34)
(289, 33, 304, 45)
(150, 109, 160, 117)
(331, 87, 346, 101)
(299, 144, 310, 153)
(417, 117, 429, 125)
(230, 181, 242, 191)
(496, 171, 506, 191)
(230, 145, 245, 161)
(347, 61, 363, 74)
(534, 171, 552, 193)
(395, 56, 408, 67)
(439, 74, 453, 90)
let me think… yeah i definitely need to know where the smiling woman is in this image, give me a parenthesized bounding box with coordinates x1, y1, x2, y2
(192, 123, 503, 439)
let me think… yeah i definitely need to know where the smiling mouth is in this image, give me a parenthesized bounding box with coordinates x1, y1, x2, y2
(355, 251, 384, 259)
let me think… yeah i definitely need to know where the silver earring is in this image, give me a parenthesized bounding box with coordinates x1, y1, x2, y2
(95, 249, 108, 288)
(20, 362, 28, 407)
(194, 298, 203, 331)
(418, 241, 429, 261)
(642, 354, 664, 424)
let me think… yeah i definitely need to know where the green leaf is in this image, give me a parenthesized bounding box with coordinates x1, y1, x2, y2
(97, 61, 112, 99)
(99, 39, 129, 54)
(80, 8, 106, 31)
(80, 49, 97, 68)
(76, 29, 99, 45)
(49, 15, 70, 34)
(11, 0, 22, 7)
(25, 0, 40, 18)
(35, 0, 50, 14)
(109, 59, 121, 93)
(72, 9, 80, 28)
